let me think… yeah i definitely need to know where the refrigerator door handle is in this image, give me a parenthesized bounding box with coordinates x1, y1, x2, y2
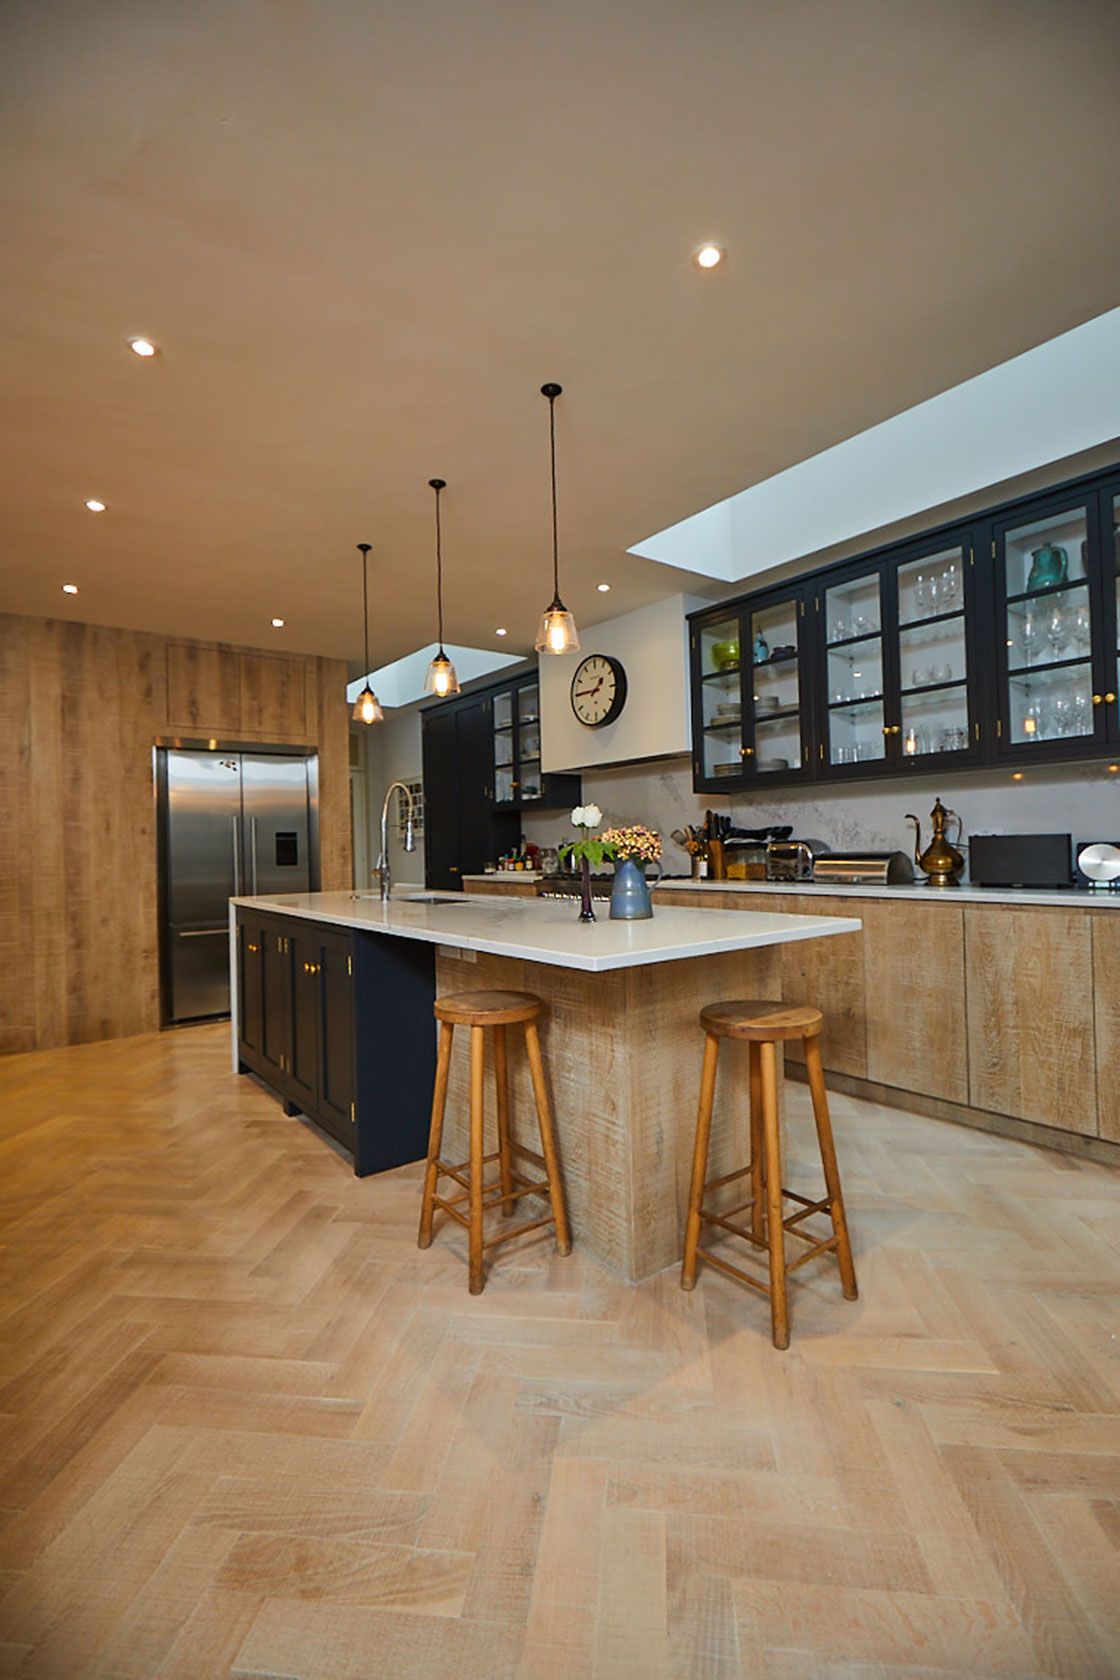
(250, 817, 259, 894)
(232, 816, 242, 896)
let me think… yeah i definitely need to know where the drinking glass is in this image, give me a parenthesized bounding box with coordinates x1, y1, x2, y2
(831, 613, 850, 643)
(915, 573, 932, 616)
(1071, 601, 1091, 655)
(942, 560, 961, 611)
(1020, 610, 1040, 668)
(1046, 603, 1066, 660)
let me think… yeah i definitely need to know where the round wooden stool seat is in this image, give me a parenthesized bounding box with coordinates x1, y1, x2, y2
(434, 990, 542, 1027)
(700, 999, 823, 1042)
(682, 996, 856, 1348)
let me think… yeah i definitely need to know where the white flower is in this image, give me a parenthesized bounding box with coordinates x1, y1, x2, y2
(582, 802, 602, 828)
(570, 805, 587, 827)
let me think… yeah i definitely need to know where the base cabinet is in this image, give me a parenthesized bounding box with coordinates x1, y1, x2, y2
(236, 911, 436, 1174)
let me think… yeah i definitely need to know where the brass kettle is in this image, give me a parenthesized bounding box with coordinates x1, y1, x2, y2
(905, 797, 964, 888)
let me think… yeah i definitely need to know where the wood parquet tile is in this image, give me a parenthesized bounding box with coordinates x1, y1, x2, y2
(0, 1023, 1119, 1678)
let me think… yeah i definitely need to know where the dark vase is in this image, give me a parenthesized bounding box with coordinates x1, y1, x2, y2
(578, 855, 595, 922)
(609, 856, 654, 920)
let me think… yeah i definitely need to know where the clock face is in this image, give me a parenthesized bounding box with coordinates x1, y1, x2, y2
(570, 655, 627, 728)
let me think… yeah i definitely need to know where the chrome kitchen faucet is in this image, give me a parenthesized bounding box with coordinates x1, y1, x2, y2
(378, 781, 416, 902)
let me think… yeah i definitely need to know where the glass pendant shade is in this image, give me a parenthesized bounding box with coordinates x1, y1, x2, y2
(353, 542, 383, 724)
(424, 649, 460, 697)
(352, 684, 383, 724)
(424, 479, 460, 696)
(537, 382, 579, 655)
(535, 600, 580, 655)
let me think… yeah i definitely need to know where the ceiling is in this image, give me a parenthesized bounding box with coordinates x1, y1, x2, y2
(3, 0, 1120, 681)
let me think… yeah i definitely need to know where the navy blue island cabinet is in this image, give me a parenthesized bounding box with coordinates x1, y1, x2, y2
(235, 908, 436, 1176)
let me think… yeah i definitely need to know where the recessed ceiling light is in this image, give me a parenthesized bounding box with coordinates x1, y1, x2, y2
(85, 498, 106, 513)
(271, 617, 285, 628)
(693, 244, 725, 270)
(62, 583, 79, 594)
(495, 627, 508, 637)
(597, 582, 611, 593)
(128, 337, 157, 357)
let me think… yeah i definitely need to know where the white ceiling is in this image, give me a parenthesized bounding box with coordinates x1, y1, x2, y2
(3, 0, 1120, 679)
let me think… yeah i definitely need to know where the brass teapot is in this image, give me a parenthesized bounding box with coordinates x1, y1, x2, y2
(905, 797, 964, 888)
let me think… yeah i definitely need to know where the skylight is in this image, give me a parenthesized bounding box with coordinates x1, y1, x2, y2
(629, 307, 1120, 585)
(346, 644, 520, 710)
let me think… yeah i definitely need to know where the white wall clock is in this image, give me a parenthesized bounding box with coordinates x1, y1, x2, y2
(570, 654, 628, 728)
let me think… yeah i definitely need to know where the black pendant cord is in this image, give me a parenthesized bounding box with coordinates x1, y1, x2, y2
(430, 478, 447, 654)
(357, 542, 372, 676)
(542, 382, 563, 606)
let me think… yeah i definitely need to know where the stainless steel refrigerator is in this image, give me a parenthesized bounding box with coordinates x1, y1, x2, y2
(158, 747, 317, 1022)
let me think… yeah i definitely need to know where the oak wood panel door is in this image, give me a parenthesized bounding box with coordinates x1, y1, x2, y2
(166, 642, 242, 732)
(965, 906, 1096, 1133)
(241, 653, 307, 737)
(862, 899, 968, 1103)
(1091, 914, 1120, 1142)
(767, 893, 868, 1078)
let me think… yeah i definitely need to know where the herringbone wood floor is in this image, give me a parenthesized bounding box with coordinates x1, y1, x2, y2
(0, 1024, 1118, 1679)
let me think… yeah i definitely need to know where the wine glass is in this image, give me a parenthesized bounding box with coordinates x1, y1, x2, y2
(1020, 609, 1039, 668)
(1071, 600, 1091, 655)
(1046, 603, 1066, 660)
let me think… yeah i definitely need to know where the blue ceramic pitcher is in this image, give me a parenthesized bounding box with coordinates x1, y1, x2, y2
(609, 856, 662, 920)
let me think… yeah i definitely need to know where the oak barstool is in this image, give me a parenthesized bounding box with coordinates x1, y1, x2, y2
(681, 999, 857, 1348)
(418, 990, 571, 1293)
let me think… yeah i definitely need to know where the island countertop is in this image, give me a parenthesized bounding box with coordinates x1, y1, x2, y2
(230, 889, 861, 973)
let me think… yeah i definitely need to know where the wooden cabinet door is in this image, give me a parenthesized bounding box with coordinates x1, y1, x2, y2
(260, 922, 290, 1086)
(1093, 914, 1120, 1142)
(767, 893, 868, 1078)
(862, 899, 968, 1103)
(238, 918, 266, 1062)
(965, 906, 1096, 1132)
(286, 926, 320, 1115)
(317, 930, 356, 1140)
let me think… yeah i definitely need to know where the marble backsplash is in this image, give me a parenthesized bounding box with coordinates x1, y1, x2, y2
(520, 754, 1120, 881)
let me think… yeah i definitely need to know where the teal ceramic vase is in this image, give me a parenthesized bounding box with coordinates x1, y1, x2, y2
(609, 857, 656, 920)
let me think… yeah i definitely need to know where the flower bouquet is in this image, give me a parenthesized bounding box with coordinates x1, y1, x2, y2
(599, 823, 662, 863)
(558, 805, 613, 922)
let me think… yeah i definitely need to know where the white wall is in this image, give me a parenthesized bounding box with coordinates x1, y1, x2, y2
(358, 708, 426, 888)
(539, 594, 706, 772)
(521, 755, 1120, 881)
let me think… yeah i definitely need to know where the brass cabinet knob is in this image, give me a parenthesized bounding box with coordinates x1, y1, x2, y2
(1108, 693, 1118, 705)
(882, 724, 901, 736)
(247, 942, 258, 953)
(1093, 693, 1104, 705)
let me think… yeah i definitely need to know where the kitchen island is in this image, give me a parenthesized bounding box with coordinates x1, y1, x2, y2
(230, 890, 859, 1279)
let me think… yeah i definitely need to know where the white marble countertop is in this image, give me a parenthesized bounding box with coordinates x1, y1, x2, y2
(656, 878, 1120, 910)
(461, 871, 542, 882)
(231, 889, 861, 973)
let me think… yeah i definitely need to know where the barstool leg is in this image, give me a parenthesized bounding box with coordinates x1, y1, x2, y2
(682, 1030, 720, 1290)
(748, 1041, 765, 1243)
(804, 1035, 858, 1300)
(524, 1020, 572, 1255)
(418, 1020, 454, 1249)
(468, 1023, 486, 1294)
(759, 1040, 789, 1349)
(493, 1023, 515, 1208)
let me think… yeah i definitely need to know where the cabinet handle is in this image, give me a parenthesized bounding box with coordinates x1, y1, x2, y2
(741, 745, 754, 757)
(1108, 693, 1118, 705)
(449, 865, 460, 873)
(1093, 693, 1105, 705)
(882, 724, 901, 736)
(247, 942, 258, 953)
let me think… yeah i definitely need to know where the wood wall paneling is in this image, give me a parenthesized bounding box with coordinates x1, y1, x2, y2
(965, 905, 1097, 1134)
(1, 613, 352, 1052)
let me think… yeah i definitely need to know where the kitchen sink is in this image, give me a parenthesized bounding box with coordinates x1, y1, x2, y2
(403, 893, 472, 905)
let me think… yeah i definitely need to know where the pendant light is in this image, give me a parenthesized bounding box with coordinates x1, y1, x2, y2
(351, 542, 384, 724)
(424, 478, 460, 697)
(535, 381, 580, 655)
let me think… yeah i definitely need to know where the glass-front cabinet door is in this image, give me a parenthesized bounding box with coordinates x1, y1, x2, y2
(822, 570, 887, 772)
(492, 687, 516, 803)
(516, 681, 543, 801)
(694, 612, 746, 787)
(746, 592, 808, 778)
(895, 540, 975, 763)
(993, 492, 1103, 758)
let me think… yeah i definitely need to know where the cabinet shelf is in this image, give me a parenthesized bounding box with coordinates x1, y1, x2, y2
(1006, 577, 1088, 607)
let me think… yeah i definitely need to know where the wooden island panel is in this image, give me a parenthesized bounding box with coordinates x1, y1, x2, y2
(965, 905, 1097, 1134)
(434, 941, 782, 1280)
(1092, 916, 1120, 1143)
